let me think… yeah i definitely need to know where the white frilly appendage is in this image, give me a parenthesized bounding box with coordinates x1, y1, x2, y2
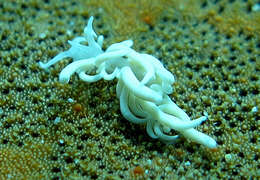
(39, 16, 217, 148)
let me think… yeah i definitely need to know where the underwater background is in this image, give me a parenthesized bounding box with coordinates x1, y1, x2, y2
(0, 0, 259, 179)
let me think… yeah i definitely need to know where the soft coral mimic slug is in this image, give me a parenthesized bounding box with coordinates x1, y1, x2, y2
(39, 16, 217, 149)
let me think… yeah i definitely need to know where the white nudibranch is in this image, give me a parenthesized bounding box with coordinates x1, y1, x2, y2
(39, 16, 217, 149)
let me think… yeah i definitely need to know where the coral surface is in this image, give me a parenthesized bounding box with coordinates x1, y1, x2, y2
(0, 0, 259, 179)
